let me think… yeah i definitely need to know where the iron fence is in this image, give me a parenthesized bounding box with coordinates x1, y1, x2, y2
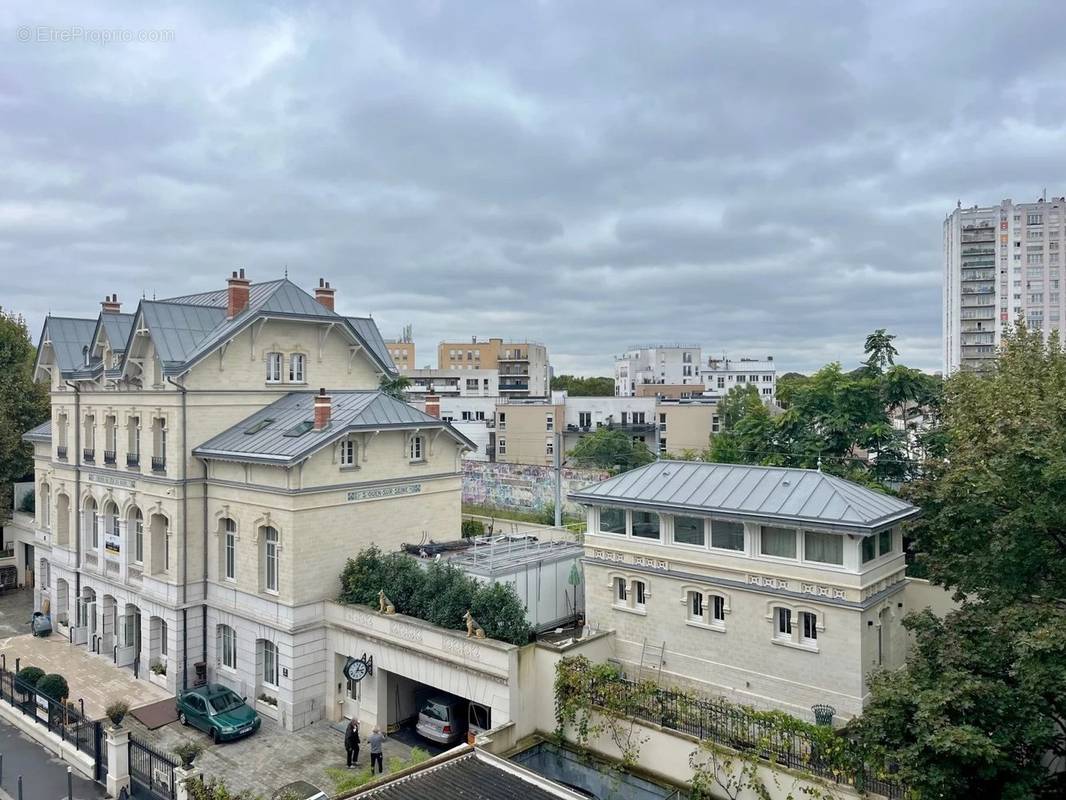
(130, 734, 177, 800)
(0, 666, 102, 765)
(584, 678, 904, 799)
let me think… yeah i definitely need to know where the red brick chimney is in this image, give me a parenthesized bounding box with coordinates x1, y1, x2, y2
(314, 278, 336, 311)
(101, 294, 121, 314)
(227, 269, 251, 318)
(424, 394, 441, 418)
(314, 388, 332, 430)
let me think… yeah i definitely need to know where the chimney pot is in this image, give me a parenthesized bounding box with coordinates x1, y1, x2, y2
(314, 278, 336, 311)
(424, 393, 441, 418)
(101, 294, 122, 314)
(227, 269, 252, 318)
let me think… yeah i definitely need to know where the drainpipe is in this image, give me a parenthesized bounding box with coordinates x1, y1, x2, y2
(166, 375, 189, 690)
(201, 456, 209, 674)
(65, 381, 81, 627)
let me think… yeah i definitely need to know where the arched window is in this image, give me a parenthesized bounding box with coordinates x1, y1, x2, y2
(130, 508, 144, 564)
(261, 640, 279, 687)
(218, 624, 237, 670)
(222, 518, 237, 581)
(84, 497, 99, 548)
(40, 483, 50, 529)
(262, 526, 279, 593)
(288, 353, 306, 383)
(265, 352, 283, 383)
(103, 501, 120, 557)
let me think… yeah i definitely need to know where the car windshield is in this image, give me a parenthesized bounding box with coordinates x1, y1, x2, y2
(207, 690, 243, 714)
(421, 701, 450, 722)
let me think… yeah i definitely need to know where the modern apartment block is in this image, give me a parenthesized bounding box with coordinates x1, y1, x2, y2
(385, 326, 416, 371)
(615, 346, 776, 402)
(944, 196, 1066, 373)
(614, 345, 701, 397)
(403, 368, 500, 398)
(572, 461, 920, 721)
(8, 272, 476, 730)
(438, 337, 550, 398)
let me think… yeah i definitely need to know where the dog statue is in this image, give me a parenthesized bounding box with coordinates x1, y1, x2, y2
(378, 590, 396, 615)
(463, 610, 486, 639)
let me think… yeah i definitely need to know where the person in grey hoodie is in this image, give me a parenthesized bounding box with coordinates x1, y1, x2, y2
(367, 726, 386, 774)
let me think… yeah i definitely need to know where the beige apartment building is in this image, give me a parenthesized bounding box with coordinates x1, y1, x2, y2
(9, 272, 474, 730)
(437, 337, 550, 397)
(657, 401, 720, 455)
(572, 461, 919, 722)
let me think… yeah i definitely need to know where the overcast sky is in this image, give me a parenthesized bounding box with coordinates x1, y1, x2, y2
(3, 1, 1065, 376)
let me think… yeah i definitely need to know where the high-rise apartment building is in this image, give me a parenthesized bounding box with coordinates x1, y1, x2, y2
(944, 196, 1066, 373)
(437, 337, 550, 397)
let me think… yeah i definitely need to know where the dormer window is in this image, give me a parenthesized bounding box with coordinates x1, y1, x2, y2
(266, 352, 283, 383)
(339, 437, 357, 467)
(289, 353, 306, 383)
(409, 435, 424, 462)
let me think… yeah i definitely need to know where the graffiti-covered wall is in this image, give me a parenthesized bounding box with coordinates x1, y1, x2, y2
(462, 461, 609, 515)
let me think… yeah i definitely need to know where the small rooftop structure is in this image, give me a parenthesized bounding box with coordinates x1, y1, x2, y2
(345, 744, 587, 800)
(570, 460, 919, 533)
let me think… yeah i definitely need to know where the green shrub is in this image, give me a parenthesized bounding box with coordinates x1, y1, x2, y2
(36, 673, 69, 702)
(16, 666, 45, 688)
(339, 546, 532, 645)
(461, 518, 485, 538)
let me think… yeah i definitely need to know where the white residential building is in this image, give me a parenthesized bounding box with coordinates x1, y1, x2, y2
(403, 367, 499, 398)
(944, 196, 1066, 373)
(614, 346, 702, 397)
(700, 357, 776, 402)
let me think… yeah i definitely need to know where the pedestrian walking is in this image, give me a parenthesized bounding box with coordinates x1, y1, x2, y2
(368, 725, 386, 774)
(345, 717, 360, 767)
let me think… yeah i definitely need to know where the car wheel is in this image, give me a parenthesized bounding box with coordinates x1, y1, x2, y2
(178, 712, 188, 726)
(211, 727, 220, 744)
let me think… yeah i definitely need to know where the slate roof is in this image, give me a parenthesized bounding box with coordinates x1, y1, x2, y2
(37, 317, 98, 374)
(22, 420, 52, 442)
(569, 460, 919, 532)
(100, 313, 135, 353)
(350, 747, 585, 800)
(136, 301, 227, 366)
(193, 390, 476, 464)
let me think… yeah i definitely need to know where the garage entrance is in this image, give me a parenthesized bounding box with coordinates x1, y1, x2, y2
(380, 670, 491, 753)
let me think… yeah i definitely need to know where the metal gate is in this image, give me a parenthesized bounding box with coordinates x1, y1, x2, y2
(129, 735, 177, 800)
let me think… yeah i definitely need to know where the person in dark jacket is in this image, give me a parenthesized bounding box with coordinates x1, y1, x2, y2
(345, 717, 360, 767)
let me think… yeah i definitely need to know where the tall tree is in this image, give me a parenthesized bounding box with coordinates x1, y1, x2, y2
(863, 328, 898, 373)
(567, 428, 655, 473)
(0, 310, 49, 521)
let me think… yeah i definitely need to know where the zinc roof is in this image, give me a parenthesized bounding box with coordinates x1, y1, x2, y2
(38, 317, 98, 374)
(193, 390, 475, 464)
(22, 420, 52, 442)
(569, 460, 919, 532)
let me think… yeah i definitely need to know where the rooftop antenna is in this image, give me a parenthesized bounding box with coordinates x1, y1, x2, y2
(284, 265, 288, 278)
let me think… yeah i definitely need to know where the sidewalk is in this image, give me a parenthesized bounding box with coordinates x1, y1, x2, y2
(0, 717, 105, 799)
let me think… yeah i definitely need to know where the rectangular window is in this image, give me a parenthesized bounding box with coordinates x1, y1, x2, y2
(761, 526, 797, 558)
(1028, 213, 1043, 225)
(546, 414, 554, 432)
(634, 580, 647, 609)
(801, 612, 818, 644)
(632, 511, 660, 539)
(546, 438, 554, 456)
(339, 438, 356, 467)
(712, 416, 720, 433)
(224, 519, 236, 581)
(264, 529, 279, 593)
(220, 627, 236, 669)
(710, 520, 745, 551)
(266, 352, 283, 382)
(878, 529, 893, 556)
(861, 535, 877, 563)
(160, 619, 168, 656)
(717, 377, 725, 388)
(579, 412, 592, 428)
(688, 591, 703, 621)
(711, 595, 725, 623)
(263, 641, 279, 687)
(775, 608, 792, 639)
(674, 516, 705, 546)
(600, 507, 626, 534)
(804, 531, 844, 565)
(288, 353, 305, 383)
(497, 438, 506, 455)
(614, 577, 627, 603)
(409, 435, 424, 461)
(498, 412, 506, 430)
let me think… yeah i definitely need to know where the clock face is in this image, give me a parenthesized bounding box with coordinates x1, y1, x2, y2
(345, 658, 368, 682)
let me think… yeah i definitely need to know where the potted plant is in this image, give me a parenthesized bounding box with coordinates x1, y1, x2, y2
(106, 700, 130, 728)
(255, 692, 280, 720)
(174, 741, 203, 769)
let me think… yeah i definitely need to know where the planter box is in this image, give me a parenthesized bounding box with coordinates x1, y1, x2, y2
(148, 670, 168, 689)
(255, 699, 279, 721)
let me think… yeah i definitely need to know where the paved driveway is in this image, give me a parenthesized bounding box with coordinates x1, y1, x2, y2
(0, 587, 33, 638)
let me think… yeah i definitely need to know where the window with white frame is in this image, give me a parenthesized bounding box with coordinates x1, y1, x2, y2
(804, 531, 843, 565)
(711, 594, 726, 623)
(263, 526, 279, 593)
(218, 625, 237, 669)
(634, 580, 647, 610)
(688, 590, 703, 622)
(409, 435, 424, 461)
(761, 526, 797, 559)
(289, 353, 306, 383)
(674, 515, 705, 546)
(266, 352, 283, 383)
(774, 607, 792, 640)
(132, 508, 144, 564)
(262, 640, 279, 687)
(614, 577, 628, 604)
(546, 413, 554, 432)
(40, 483, 50, 529)
(800, 611, 818, 645)
(339, 437, 357, 467)
(710, 519, 744, 551)
(497, 438, 506, 455)
(223, 518, 236, 581)
(599, 507, 626, 534)
(632, 511, 660, 540)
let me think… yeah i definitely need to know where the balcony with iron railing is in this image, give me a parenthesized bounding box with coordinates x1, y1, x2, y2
(151, 456, 166, 473)
(103, 450, 116, 466)
(961, 233, 996, 243)
(961, 286, 994, 295)
(56, 446, 68, 461)
(961, 271, 995, 281)
(126, 452, 140, 468)
(962, 247, 995, 256)
(82, 448, 95, 463)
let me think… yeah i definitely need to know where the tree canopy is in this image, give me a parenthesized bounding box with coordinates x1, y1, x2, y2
(551, 374, 616, 396)
(0, 310, 49, 521)
(378, 374, 412, 399)
(858, 324, 1066, 799)
(567, 427, 655, 473)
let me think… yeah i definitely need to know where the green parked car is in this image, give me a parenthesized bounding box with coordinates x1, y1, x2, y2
(176, 684, 261, 743)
